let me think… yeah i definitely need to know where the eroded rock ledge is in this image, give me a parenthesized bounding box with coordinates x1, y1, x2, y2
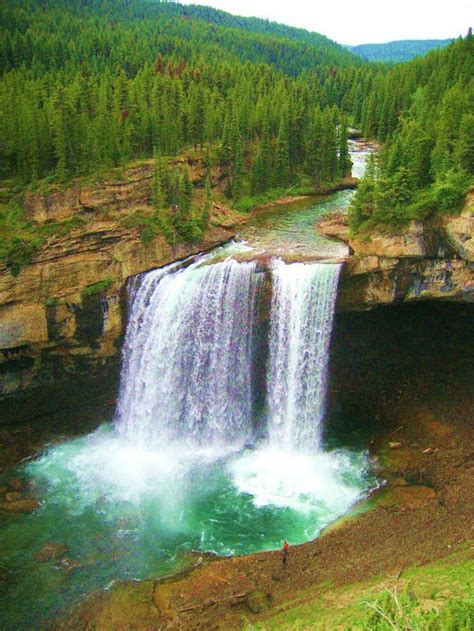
(319, 190, 474, 311)
(0, 161, 245, 421)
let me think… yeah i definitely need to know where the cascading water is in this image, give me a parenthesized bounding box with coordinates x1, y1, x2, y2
(266, 261, 341, 451)
(1, 203, 375, 631)
(116, 256, 262, 449)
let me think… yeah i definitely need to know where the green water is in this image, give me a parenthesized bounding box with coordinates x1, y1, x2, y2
(0, 424, 375, 629)
(238, 189, 353, 258)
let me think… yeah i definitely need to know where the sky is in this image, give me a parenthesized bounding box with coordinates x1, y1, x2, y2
(181, 0, 473, 46)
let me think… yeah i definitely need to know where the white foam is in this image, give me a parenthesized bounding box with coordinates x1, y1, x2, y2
(228, 446, 366, 514)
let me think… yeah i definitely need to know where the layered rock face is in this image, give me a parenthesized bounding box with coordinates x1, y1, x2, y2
(1, 171, 472, 422)
(0, 164, 242, 422)
(319, 191, 474, 311)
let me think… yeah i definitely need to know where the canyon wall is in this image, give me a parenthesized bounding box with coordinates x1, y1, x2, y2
(1, 171, 472, 423)
(0, 163, 242, 423)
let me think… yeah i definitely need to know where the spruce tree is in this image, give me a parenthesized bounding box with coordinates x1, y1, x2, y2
(202, 174, 212, 228)
(337, 117, 352, 177)
(274, 113, 291, 188)
(152, 147, 165, 210)
(231, 136, 245, 201)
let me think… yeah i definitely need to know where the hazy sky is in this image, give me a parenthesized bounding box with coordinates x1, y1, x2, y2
(181, 0, 472, 45)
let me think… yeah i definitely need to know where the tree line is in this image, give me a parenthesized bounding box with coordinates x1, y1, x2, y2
(348, 34, 473, 231)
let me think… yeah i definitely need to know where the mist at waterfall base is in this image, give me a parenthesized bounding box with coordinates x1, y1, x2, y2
(0, 255, 375, 629)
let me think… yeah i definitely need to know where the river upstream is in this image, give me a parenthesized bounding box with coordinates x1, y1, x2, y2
(0, 145, 376, 629)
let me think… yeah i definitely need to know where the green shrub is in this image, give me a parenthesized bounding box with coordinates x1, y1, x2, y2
(44, 297, 59, 307)
(176, 218, 204, 243)
(431, 170, 470, 214)
(364, 585, 474, 630)
(81, 277, 114, 298)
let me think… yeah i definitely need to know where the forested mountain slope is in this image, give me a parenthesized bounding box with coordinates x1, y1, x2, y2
(0, 0, 472, 269)
(349, 39, 453, 63)
(0, 0, 358, 184)
(0, 0, 361, 271)
(348, 34, 474, 232)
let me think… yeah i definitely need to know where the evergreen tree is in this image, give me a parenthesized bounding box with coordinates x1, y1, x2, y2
(202, 174, 212, 228)
(337, 117, 352, 177)
(152, 147, 165, 209)
(178, 168, 193, 221)
(251, 130, 272, 194)
(231, 136, 245, 201)
(274, 113, 291, 187)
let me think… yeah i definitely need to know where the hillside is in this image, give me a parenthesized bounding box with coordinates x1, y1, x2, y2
(348, 34, 474, 233)
(349, 38, 453, 63)
(0, 0, 360, 273)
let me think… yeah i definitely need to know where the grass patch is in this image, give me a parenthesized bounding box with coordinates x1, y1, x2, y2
(81, 277, 114, 298)
(248, 549, 474, 630)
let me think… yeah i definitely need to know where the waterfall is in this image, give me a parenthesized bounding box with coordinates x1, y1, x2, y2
(116, 257, 262, 449)
(266, 261, 341, 451)
(116, 254, 340, 455)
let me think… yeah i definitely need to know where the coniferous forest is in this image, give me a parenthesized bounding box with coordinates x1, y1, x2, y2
(0, 0, 473, 265)
(1, 3, 474, 629)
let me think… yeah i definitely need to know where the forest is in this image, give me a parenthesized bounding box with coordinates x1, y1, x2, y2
(349, 34, 473, 232)
(349, 39, 452, 63)
(0, 0, 473, 266)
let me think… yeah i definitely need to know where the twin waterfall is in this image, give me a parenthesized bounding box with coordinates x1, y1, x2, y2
(116, 256, 341, 454)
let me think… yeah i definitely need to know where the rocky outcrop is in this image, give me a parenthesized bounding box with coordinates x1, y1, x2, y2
(349, 221, 439, 258)
(442, 192, 474, 261)
(0, 163, 243, 421)
(318, 192, 474, 311)
(337, 256, 473, 310)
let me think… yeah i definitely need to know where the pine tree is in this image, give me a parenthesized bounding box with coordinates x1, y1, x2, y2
(454, 113, 474, 174)
(251, 129, 272, 194)
(178, 168, 193, 220)
(202, 174, 212, 228)
(337, 117, 352, 177)
(274, 113, 291, 188)
(152, 147, 165, 209)
(231, 136, 245, 201)
(321, 108, 338, 182)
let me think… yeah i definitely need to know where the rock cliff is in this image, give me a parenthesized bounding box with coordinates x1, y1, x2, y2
(1, 172, 472, 421)
(319, 190, 474, 311)
(0, 163, 243, 422)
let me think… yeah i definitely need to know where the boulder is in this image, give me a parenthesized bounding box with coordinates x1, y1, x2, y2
(34, 543, 69, 561)
(318, 217, 350, 243)
(0, 499, 40, 513)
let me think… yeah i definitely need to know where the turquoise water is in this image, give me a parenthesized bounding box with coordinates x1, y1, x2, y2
(0, 425, 374, 629)
(238, 189, 353, 258)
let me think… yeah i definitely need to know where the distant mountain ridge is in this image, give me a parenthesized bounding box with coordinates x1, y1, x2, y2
(349, 39, 453, 63)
